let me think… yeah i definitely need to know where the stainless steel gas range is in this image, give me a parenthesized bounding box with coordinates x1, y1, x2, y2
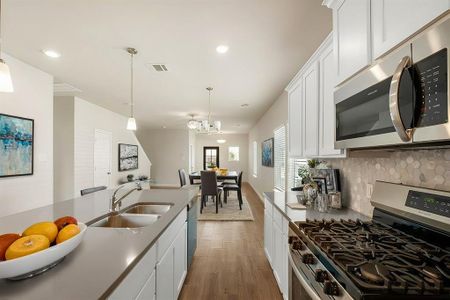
(288, 181, 450, 300)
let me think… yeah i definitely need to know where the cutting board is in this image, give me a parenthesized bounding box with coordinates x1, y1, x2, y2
(286, 202, 307, 210)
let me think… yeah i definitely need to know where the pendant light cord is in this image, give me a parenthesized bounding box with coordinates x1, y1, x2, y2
(208, 88, 211, 124)
(130, 51, 134, 118)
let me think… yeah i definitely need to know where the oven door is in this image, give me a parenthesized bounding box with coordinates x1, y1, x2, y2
(288, 250, 320, 300)
(335, 44, 414, 149)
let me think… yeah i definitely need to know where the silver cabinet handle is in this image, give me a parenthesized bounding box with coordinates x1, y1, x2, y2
(389, 56, 413, 142)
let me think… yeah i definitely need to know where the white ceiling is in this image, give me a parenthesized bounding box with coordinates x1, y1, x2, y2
(4, 0, 331, 133)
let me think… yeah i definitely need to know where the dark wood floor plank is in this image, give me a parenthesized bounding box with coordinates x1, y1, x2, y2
(179, 183, 283, 300)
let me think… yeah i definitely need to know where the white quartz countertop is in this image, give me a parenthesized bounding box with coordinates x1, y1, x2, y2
(263, 190, 371, 223)
(0, 187, 198, 300)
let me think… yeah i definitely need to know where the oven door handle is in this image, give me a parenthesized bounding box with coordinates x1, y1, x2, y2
(389, 56, 414, 142)
(288, 251, 321, 300)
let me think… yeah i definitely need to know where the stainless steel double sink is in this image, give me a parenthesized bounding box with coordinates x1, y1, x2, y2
(89, 203, 173, 228)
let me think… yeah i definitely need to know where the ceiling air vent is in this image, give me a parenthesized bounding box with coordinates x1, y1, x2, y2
(150, 64, 168, 72)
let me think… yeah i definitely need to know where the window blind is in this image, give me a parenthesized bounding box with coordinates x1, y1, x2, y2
(253, 141, 258, 177)
(274, 125, 286, 191)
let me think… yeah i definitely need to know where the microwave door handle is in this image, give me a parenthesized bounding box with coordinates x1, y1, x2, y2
(389, 56, 414, 142)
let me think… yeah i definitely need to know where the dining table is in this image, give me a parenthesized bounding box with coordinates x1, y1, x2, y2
(189, 171, 238, 184)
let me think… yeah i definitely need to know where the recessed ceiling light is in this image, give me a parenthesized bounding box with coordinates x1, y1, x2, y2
(217, 139, 226, 144)
(162, 126, 167, 129)
(241, 103, 249, 107)
(43, 49, 61, 58)
(216, 45, 229, 54)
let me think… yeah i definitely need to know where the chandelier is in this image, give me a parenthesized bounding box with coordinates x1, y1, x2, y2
(187, 87, 221, 134)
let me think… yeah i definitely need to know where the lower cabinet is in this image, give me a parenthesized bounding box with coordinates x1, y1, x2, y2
(109, 209, 187, 300)
(136, 271, 156, 300)
(264, 198, 289, 300)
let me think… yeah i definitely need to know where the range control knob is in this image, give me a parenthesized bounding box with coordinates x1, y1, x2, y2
(315, 269, 329, 283)
(301, 253, 315, 264)
(292, 241, 304, 251)
(323, 280, 340, 296)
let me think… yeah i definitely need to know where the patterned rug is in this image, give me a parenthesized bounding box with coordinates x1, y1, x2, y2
(198, 194, 254, 221)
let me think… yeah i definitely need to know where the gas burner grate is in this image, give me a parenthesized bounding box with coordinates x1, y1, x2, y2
(295, 219, 450, 297)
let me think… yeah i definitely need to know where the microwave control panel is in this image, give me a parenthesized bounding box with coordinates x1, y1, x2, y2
(415, 48, 448, 127)
(406, 190, 450, 218)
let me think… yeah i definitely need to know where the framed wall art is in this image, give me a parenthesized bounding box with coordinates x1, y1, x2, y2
(118, 143, 138, 171)
(0, 113, 34, 178)
(261, 138, 274, 167)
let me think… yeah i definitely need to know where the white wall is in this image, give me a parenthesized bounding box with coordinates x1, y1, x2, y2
(53, 97, 74, 202)
(136, 129, 189, 186)
(195, 133, 249, 181)
(72, 97, 151, 197)
(0, 53, 54, 217)
(248, 92, 288, 200)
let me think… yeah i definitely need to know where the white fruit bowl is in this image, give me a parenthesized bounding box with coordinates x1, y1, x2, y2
(0, 223, 87, 280)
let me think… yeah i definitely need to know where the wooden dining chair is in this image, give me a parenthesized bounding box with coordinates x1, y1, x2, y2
(200, 171, 223, 214)
(178, 169, 187, 188)
(223, 171, 243, 210)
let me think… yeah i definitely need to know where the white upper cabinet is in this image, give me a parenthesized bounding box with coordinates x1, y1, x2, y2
(288, 80, 303, 157)
(333, 0, 371, 85)
(372, 0, 450, 59)
(303, 62, 320, 157)
(319, 42, 343, 157)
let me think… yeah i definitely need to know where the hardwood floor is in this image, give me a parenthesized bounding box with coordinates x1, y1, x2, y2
(179, 183, 283, 300)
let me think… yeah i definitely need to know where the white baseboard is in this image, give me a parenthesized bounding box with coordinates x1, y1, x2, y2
(247, 182, 265, 203)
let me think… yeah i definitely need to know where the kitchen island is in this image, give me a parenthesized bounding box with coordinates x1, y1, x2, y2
(0, 187, 198, 300)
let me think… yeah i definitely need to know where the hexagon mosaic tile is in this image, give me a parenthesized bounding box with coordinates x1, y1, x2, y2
(328, 149, 450, 217)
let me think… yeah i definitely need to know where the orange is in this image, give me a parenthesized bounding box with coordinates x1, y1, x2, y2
(5, 235, 50, 260)
(56, 224, 80, 244)
(23, 222, 58, 243)
(0, 234, 21, 261)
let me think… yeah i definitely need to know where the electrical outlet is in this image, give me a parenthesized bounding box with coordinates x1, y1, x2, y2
(366, 184, 373, 199)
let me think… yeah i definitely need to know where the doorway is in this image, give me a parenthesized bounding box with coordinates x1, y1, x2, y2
(94, 129, 112, 187)
(203, 147, 219, 170)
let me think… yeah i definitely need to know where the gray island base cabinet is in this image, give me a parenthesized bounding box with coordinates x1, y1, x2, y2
(109, 209, 187, 300)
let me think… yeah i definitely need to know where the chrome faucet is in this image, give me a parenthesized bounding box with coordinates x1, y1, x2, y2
(111, 181, 143, 212)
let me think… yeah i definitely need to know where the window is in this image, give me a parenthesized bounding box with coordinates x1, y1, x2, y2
(288, 158, 307, 189)
(274, 125, 286, 191)
(203, 147, 219, 169)
(252, 141, 258, 177)
(228, 146, 239, 161)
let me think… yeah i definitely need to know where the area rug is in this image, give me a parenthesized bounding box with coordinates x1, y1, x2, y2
(198, 195, 254, 221)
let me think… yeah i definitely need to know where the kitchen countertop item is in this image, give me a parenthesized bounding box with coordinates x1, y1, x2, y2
(263, 191, 370, 223)
(0, 186, 198, 299)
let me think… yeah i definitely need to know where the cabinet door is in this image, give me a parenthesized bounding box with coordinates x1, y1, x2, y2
(173, 222, 187, 298)
(334, 0, 371, 84)
(372, 0, 449, 59)
(136, 271, 156, 300)
(156, 246, 174, 300)
(319, 43, 343, 157)
(288, 80, 303, 157)
(272, 223, 281, 286)
(264, 211, 273, 266)
(303, 62, 320, 157)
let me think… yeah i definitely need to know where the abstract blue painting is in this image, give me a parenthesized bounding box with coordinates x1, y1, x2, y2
(0, 114, 34, 177)
(261, 138, 274, 167)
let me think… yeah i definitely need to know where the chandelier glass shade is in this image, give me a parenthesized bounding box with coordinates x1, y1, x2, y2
(187, 87, 221, 134)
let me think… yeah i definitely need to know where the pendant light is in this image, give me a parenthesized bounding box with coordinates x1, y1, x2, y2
(126, 47, 138, 131)
(0, 0, 13, 93)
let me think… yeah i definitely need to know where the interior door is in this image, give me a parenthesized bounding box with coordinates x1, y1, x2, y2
(94, 129, 112, 188)
(203, 146, 219, 169)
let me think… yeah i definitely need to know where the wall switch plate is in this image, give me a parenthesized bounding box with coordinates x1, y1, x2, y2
(366, 183, 373, 199)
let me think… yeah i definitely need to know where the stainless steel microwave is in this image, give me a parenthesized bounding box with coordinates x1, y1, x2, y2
(335, 13, 450, 149)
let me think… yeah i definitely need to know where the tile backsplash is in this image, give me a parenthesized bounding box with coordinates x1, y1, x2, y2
(328, 149, 450, 217)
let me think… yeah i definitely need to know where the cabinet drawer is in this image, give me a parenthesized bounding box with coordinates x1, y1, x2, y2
(109, 244, 156, 299)
(157, 208, 187, 261)
(273, 207, 283, 229)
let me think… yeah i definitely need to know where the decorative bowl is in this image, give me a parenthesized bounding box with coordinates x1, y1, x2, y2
(0, 223, 87, 280)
